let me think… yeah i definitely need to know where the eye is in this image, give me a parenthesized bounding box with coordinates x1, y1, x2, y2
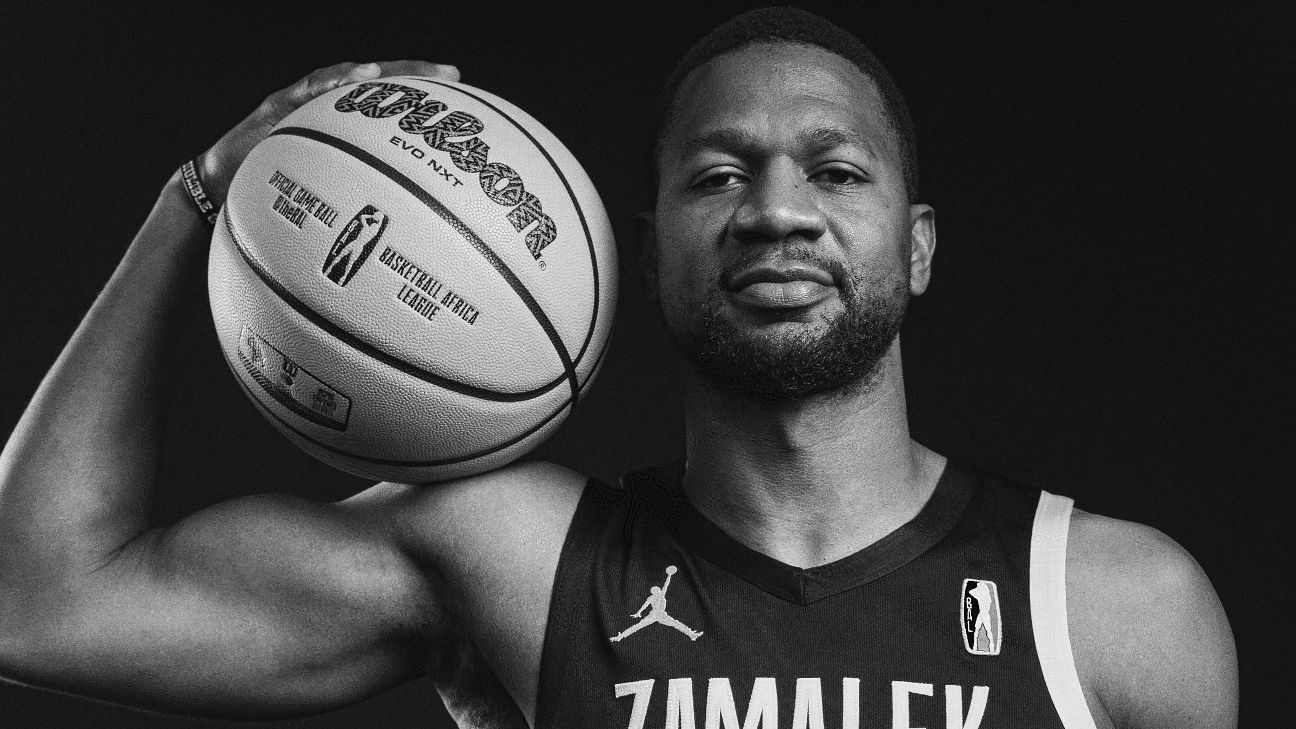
(809, 166, 866, 186)
(691, 168, 748, 190)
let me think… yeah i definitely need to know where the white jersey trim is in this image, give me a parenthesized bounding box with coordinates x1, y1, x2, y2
(1030, 492, 1099, 729)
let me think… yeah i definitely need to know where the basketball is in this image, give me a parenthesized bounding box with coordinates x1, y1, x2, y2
(207, 76, 617, 483)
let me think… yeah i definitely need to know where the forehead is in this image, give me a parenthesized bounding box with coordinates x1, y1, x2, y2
(663, 43, 895, 161)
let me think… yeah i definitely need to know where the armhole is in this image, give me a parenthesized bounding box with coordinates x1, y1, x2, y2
(534, 478, 619, 728)
(1030, 491, 1099, 729)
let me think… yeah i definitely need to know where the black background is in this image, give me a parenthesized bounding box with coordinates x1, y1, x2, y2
(1, 1, 1291, 726)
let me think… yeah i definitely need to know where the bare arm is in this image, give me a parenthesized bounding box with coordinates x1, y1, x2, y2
(0, 61, 492, 717)
(1068, 510, 1238, 729)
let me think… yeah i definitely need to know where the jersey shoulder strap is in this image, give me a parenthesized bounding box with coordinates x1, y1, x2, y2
(1030, 491, 1099, 729)
(535, 477, 629, 726)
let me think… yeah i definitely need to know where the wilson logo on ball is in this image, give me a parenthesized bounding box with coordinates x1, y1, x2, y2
(333, 81, 557, 261)
(323, 205, 389, 286)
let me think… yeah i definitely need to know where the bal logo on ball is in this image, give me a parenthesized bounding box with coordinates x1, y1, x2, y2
(209, 77, 617, 482)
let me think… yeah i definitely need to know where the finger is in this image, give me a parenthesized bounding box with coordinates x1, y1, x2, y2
(371, 59, 461, 82)
(254, 62, 377, 126)
(284, 61, 382, 107)
(265, 60, 458, 121)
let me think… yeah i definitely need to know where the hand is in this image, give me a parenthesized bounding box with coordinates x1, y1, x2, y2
(195, 60, 460, 208)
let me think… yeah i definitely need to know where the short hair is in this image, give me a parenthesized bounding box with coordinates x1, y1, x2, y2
(652, 7, 919, 201)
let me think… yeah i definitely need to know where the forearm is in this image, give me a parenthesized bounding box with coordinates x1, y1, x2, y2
(0, 170, 208, 577)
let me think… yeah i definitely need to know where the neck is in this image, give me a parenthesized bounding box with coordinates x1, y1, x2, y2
(681, 341, 946, 568)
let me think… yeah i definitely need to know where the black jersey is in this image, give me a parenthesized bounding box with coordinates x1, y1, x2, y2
(534, 460, 1098, 729)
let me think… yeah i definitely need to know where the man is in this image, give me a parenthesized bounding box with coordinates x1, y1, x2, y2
(0, 8, 1235, 729)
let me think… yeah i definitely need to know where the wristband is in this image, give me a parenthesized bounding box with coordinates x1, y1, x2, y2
(179, 158, 220, 226)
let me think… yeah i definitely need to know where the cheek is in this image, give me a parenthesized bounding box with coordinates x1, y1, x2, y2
(656, 246, 711, 308)
(654, 207, 726, 298)
(832, 202, 912, 267)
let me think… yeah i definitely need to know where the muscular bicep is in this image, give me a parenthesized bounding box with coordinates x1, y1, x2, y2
(376, 460, 588, 721)
(14, 493, 447, 717)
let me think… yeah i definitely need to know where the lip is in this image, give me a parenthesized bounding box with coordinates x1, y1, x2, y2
(723, 265, 836, 291)
(722, 265, 837, 309)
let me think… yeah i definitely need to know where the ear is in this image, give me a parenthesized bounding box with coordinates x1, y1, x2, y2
(907, 203, 936, 296)
(636, 210, 660, 302)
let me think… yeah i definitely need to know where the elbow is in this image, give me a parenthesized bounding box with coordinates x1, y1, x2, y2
(0, 587, 88, 695)
(0, 587, 41, 680)
(0, 567, 72, 680)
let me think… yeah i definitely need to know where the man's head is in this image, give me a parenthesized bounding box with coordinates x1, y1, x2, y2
(653, 7, 919, 203)
(642, 8, 936, 403)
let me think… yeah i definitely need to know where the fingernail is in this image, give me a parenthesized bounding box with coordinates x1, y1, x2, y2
(352, 62, 381, 79)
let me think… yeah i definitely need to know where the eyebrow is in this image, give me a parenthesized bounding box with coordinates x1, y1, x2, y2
(796, 127, 879, 157)
(679, 126, 880, 160)
(680, 128, 762, 160)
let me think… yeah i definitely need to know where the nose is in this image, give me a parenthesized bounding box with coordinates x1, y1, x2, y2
(729, 162, 827, 245)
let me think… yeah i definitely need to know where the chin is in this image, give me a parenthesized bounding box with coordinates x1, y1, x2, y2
(726, 315, 835, 345)
(666, 294, 905, 404)
(722, 298, 844, 328)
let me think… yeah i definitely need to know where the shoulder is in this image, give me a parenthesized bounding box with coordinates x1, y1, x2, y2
(1064, 508, 1237, 728)
(339, 460, 594, 711)
(342, 459, 591, 575)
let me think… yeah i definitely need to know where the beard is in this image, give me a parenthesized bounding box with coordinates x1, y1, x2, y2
(667, 267, 909, 404)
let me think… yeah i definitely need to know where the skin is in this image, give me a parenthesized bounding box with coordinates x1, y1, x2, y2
(0, 46, 1235, 729)
(646, 44, 942, 566)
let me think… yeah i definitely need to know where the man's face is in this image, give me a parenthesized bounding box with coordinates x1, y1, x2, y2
(649, 43, 935, 402)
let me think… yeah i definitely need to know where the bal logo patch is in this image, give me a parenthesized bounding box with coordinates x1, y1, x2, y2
(961, 579, 1002, 656)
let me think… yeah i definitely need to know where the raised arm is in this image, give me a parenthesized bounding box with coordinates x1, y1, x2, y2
(0, 60, 528, 718)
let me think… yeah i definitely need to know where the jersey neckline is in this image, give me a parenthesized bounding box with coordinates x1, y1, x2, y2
(660, 459, 977, 605)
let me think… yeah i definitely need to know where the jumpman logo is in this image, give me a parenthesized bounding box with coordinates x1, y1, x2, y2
(609, 565, 703, 642)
